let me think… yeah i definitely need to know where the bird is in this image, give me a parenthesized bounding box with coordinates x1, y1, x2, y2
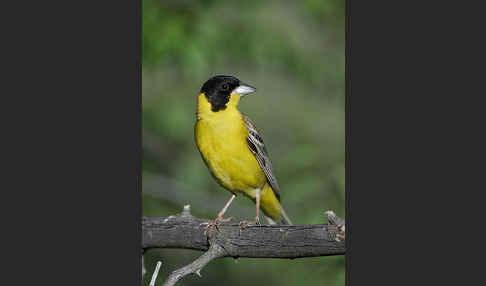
(194, 75, 292, 228)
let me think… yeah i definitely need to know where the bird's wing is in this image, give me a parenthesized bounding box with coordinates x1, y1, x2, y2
(242, 114, 281, 201)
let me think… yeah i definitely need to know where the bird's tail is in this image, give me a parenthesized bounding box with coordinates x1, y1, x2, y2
(260, 183, 293, 225)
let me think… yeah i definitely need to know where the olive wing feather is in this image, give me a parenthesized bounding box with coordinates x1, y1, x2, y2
(242, 114, 281, 201)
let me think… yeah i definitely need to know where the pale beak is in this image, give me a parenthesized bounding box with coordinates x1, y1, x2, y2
(233, 82, 256, 96)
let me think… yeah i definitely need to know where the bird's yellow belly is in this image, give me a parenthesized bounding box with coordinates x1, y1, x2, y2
(195, 119, 266, 195)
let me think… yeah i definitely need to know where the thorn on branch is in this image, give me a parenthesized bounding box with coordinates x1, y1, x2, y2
(324, 210, 345, 242)
(181, 204, 191, 217)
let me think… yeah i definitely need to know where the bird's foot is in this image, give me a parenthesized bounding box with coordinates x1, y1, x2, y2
(238, 220, 251, 235)
(238, 217, 261, 228)
(238, 220, 250, 229)
(203, 216, 234, 235)
(238, 217, 261, 235)
(254, 216, 261, 226)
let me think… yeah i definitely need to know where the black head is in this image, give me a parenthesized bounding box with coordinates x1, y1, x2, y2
(200, 75, 256, 112)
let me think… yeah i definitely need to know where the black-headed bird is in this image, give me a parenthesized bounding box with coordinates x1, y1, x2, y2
(194, 75, 292, 227)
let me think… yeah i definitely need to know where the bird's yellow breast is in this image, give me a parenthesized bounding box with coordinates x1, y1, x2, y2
(195, 93, 266, 195)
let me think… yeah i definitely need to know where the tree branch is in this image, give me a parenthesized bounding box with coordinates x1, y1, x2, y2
(143, 205, 345, 258)
(142, 205, 345, 285)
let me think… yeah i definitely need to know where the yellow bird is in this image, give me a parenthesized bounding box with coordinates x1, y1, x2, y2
(194, 75, 292, 226)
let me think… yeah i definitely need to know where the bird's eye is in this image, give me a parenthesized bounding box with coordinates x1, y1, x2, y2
(221, 83, 229, 91)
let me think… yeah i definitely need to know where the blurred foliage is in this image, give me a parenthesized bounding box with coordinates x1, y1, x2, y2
(142, 0, 345, 285)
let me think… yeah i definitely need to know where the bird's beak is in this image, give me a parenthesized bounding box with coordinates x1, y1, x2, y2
(233, 82, 256, 97)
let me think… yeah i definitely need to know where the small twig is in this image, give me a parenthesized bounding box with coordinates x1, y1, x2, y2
(142, 255, 146, 280)
(163, 242, 227, 286)
(161, 205, 228, 286)
(150, 261, 163, 286)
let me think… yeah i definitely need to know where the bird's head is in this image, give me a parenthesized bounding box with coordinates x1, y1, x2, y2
(200, 75, 256, 112)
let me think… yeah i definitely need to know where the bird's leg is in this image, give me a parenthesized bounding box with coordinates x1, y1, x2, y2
(205, 194, 236, 233)
(238, 188, 262, 232)
(254, 188, 261, 225)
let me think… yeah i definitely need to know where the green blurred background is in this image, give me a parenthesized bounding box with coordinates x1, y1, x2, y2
(142, 0, 345, 285)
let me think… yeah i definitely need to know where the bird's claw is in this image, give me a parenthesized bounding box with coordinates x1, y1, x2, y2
(204, 216, 234, 235)
(238, 217, 261, 235)
(254, 216, 261, 226)
(238, 220, 250, 228)
(238, 217, 261, 228)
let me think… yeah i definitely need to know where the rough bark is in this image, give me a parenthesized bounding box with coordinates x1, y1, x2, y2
(142, 206, 345, 258)
(142, 205, 345, 286)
